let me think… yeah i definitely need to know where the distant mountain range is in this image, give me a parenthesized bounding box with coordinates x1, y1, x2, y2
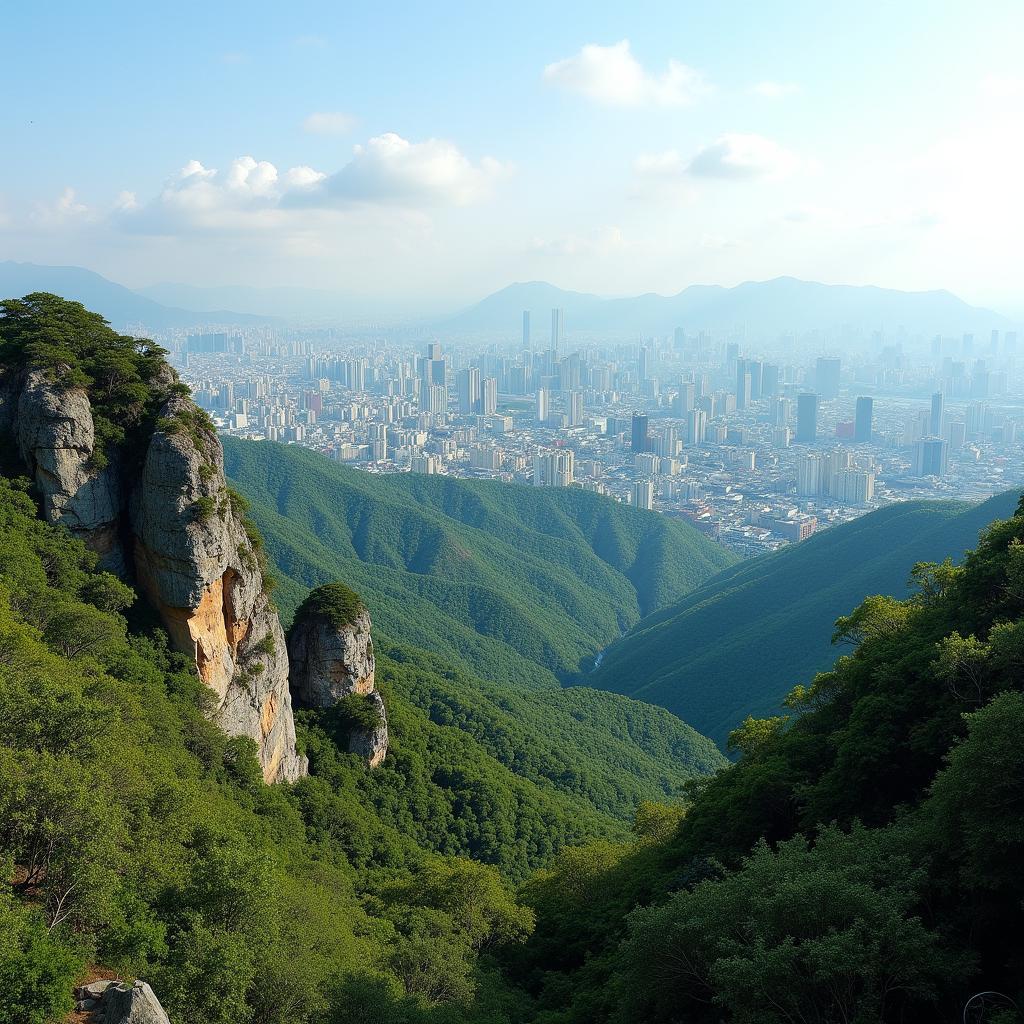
(443, 277, 1012, 336)
(590, 490, 1021, 746)
(0, 261, 1014, 334)
(0, 262, 268, 330)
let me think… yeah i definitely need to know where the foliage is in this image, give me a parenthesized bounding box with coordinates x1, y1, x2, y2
(222, 435, 735, 688)
(590, 490, 1020, 743)
(294, 582, 365, 631)
(0, 292, 169, 467)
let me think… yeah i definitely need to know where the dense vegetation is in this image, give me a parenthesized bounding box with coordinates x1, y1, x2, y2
(503, 494, 1024, 1023)
(0, 465, 724, 1023)
(592, 491, 1020, 744)
(223, 436, 736, 687)
(0, 292, 175, 467)
(293, 582, 365, 629)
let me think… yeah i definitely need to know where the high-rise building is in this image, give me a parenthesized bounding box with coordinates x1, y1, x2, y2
(672, 383, 695, 417)
(914, 436, 949, 477)
(948, 420, 967, 449)
(551, 308, 564, 351)
(631, 412, 649, 453)
(535, 388, 549, 424)
(480, 377, 498, 416)
(686, 409, 707, 444)
(761, 363, 779, 398)
(632, 480, 654, 511)
(457, 367, 481, 414)
(797, 454, 820, 496)
(854, 397, 874, 443)
(735, 359, 750, 409)
(815, 357, 842, 400)
(747, 360, 763, 401)
(422, 384, 448, 416)
(533, 448, 574, 487)
(639, 345, 651, 382)
(796, 393, 819, 443)
(929, 392, 944, 437)
(522, 310, 531, 350)
(566, 389, 584, 427)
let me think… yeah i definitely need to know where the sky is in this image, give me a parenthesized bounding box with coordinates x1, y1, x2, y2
(2, 0, 1024, 315)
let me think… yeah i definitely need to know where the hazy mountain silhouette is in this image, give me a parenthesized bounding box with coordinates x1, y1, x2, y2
(0, 262, 269, 330)
(444, 277, 1011, 335)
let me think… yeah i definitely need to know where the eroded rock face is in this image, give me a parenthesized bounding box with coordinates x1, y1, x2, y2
(288, 604, 375, 705)
(101, 980, 171, 1024)
(348, 689, 389, 768)
(288, 589, 388, 766)
(15, 370, 125, 573)
(131, 397, 306, 783)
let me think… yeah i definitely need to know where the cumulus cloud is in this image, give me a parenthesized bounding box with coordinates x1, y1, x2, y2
(543, 40, 708, 108)
(31, 186, 92, 227)
(303, 111, 357, 135)
(687, 133, 803, 180)
(750, 80, 800, 99)
(299, 133, 508, 207)
(111, 134, 504, 235)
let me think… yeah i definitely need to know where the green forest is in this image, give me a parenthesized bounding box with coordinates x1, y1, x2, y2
(1, 295, 1022, 1023)
(592, 489, 1020, 743)
(222, 435, 735, 686)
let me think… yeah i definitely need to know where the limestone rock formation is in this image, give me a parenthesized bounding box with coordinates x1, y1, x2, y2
(13, 369, 125, 573)
(131, 396, 306, 783)
(348, 689, 389, 769)
(288, 583, 388, 766)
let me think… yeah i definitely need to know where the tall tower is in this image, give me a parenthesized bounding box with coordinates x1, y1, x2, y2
(796, 393, 819, 443)
(631, 412, 649, 453)
(930, 391, 944, 437)
(551, 308, 564, 352)
(854, 396, 873, 443)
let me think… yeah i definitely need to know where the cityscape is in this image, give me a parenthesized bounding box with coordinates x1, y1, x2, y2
(169, 310, 1024, 557)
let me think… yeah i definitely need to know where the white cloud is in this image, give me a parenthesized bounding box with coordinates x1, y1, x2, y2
(687, 133, 803, 180)
(31, 186, 92, 227)
(302, 133, 508, 207)
(302, 111, 357, 135)
(543, 40, 708, 108)
(750, 80, 800, 99)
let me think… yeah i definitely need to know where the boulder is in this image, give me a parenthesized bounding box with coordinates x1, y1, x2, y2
(102, 981, 171, 1024)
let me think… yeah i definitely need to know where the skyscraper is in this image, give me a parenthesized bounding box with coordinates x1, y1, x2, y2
(815, 357, 841, 400)
(632, 480, 654, 511)
(735, 358, 750, 409)
(639, 345, 651, 382)
(796, 393, 819, 443)
(480, 376, 497, 416)
(631, 412, 649, 453)
(930, 391, 944, 437)
(522, 311, 531, 351)
(551, 308, 564, 351)
(535, 388, 549, 424)
(566, 389, 584, 427)
(854, 397, 873, 443)
(457, 367, 481, 414)
(914, 437, 949, 477)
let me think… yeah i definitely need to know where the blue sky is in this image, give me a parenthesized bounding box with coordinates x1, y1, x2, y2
(3, 1, 1023, 312)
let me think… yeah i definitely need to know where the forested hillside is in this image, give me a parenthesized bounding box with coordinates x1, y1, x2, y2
(592, 490, 1020, 744)
(504, 494, 1024, 1023)
(0, 469, 722, 1023)
(223, 436, 735, 687)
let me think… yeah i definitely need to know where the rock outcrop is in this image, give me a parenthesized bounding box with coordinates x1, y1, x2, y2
(131, 396, 306, 783)
(14, 370, 125, 574)
(73, 979, 171, 1023)
(2, 360, 307, 785)
(288, 584, 388, 767)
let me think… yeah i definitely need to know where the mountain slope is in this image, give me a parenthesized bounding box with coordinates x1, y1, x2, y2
(223, 437, 736, 688)
(0, 262, 267, 329)
(445, 276, 1010, 335)
(591, 491, 1021, 745)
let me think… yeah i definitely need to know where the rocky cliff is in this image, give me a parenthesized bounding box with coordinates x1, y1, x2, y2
(132, 396, 306, 783)
(11, 369, 125, 574)
(4, 362, 306, 784)
(288, 583, 388, 767)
